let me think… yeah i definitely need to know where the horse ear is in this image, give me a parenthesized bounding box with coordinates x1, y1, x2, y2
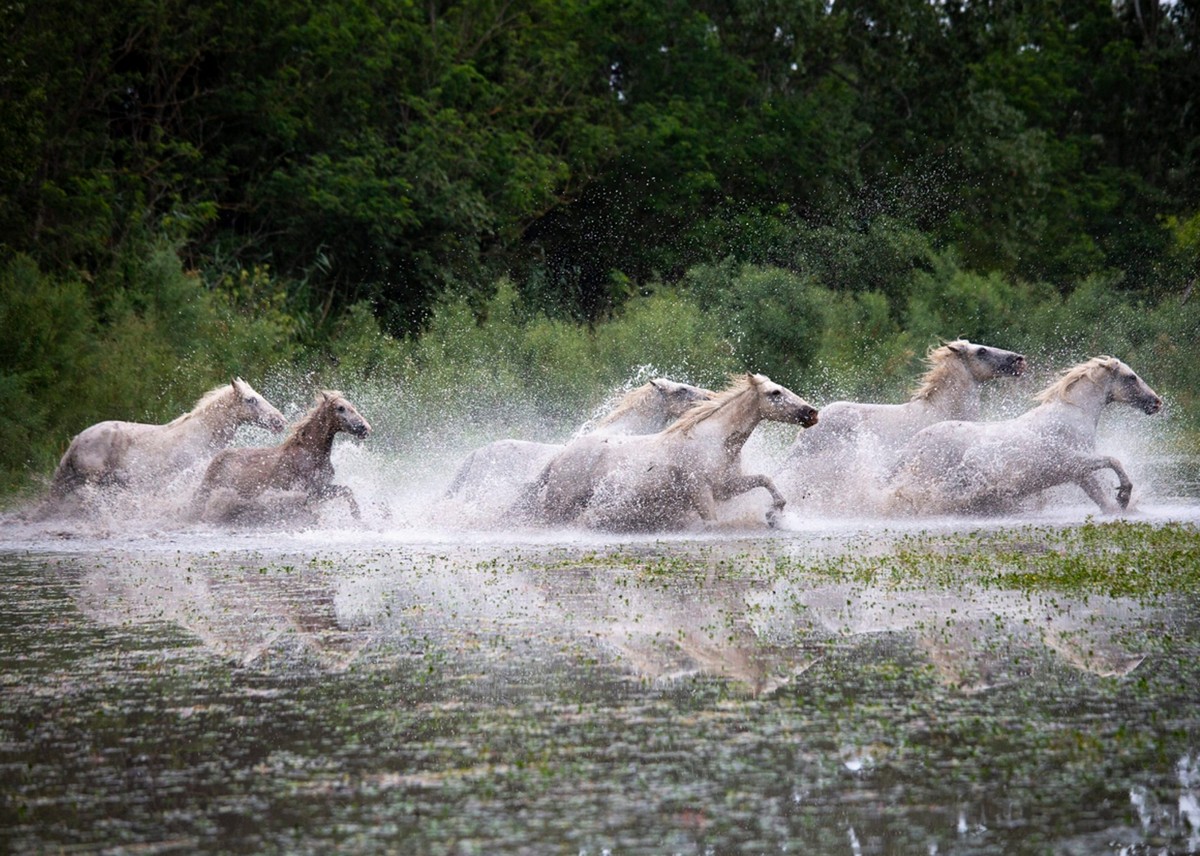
(946, 340, 965, 353)
(650, 378, 667, 390)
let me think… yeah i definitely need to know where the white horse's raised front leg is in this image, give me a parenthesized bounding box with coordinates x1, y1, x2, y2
(716, 473, 787, 527)
(1075, 456, 1133, 512)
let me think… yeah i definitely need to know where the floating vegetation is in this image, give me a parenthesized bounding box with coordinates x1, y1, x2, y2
(1, 518, 1199, 853)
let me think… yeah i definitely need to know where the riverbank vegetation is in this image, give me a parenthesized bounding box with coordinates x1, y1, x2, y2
(2, 0, 1198, 492)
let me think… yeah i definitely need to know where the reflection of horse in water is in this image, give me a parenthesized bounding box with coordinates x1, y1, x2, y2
(78, 556, 365, 671)
(749, 576, 1149, 694)
(191, 391, 371, 523)
(780, 340, 1026, 512)
(49, 378, 286, 500)
(518, 373, 818, 531)
(886, 356, 1162, 515)
(444, 378, 713, 510)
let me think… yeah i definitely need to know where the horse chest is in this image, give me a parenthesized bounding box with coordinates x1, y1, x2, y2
(273, 448, 332, 488)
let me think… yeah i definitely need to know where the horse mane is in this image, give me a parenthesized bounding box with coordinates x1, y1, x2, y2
(592, 381, 659, 428)
(284, 390, 342, 442)
(164, 383, 237, 427)
(1034, 356, 1118, 404)
(665, 374, 756, 435)
(909, 340, 970, 402)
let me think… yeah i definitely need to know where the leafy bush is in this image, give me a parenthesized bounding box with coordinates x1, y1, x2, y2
(683, 262, 827, 388)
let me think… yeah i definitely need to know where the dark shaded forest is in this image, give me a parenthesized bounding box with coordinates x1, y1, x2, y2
(2, 0, 1199, 491)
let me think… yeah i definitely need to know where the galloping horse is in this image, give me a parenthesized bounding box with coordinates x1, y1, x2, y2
(780, 340, 1026, 510)
(444, 378, 713, 508)
(50, 378, 287, 499)
(885, 356, 1162, 515)
(517, 373, 818, 532)
(191, 391, 371, 523)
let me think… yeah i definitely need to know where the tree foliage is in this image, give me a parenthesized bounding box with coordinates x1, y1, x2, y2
(2, 0, 1200, 490)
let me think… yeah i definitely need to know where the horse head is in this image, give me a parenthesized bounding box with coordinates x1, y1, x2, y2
(749, 373, 819, 428)
(946, 340, 1027, 381)
(1102, 358, 1163, 415)
(323, 392, 372, 439)
(650, 378, 714, 419)
(232, 378, 287, 433)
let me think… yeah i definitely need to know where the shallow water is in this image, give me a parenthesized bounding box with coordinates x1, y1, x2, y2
(3, 491, 1200, 854)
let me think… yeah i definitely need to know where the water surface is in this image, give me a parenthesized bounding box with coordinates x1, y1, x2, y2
(3, 499, 1200, 854)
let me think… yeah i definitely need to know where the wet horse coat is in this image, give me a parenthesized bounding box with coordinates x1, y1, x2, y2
(444, 378, 713, 509)
(780, 340, 1026, 511)
(50, 378, 286, 499)
(885, 356, 1162, 515)
(518, 374, 819, 532)
(192, 391, 372, 522)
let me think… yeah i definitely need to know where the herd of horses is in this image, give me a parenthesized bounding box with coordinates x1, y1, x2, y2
(43, 341, 1164, 531)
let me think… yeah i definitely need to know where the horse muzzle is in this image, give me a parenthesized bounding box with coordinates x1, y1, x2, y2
(264, 414, 288, 433)
(1142, 395, 1163, 415)
(351, 421, 372, 439)
(1006, 355, 1028, 377)
(798, 407, 819, 428)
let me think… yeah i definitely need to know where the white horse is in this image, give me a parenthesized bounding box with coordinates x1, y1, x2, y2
(443, 378, 713, 508)
(886, 356, 1162, 516)
(779, 339, 1026, 511)
(50, 378, 287, 499)
(516, 373, 819, 532)
(191, 391, 371, 523)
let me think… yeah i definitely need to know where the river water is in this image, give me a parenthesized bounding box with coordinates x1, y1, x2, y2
(2, 437, 1199, 854)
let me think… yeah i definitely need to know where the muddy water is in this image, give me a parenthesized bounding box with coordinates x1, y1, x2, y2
(2, 502, 1200, 855)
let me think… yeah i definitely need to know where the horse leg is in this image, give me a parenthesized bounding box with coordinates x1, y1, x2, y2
(715, 473, 787, 527)
(1076, 456, 1133, 512)
(318, 484, 361, 519)
(693, 483, 718, 523)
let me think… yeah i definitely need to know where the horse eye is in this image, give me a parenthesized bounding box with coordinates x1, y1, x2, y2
(244, 397, 255, 405)
(978, 348, 989, 356)
(768, 389, 782, 398)
(337, 405, 346, 413)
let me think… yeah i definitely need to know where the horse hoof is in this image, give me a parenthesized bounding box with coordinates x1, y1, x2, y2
(1116, 485, 1132, 509)
(766, 510, 780, 529)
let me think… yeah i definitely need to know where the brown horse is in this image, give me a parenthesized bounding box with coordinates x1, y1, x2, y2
(191, 391, 371, 523)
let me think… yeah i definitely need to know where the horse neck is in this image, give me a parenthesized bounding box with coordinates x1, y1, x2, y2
(1057, 376, 1111, 424)
(918, 361, 980, 419)
(594, 390, 658, 433)
(285, 407, 337, 460)
(608, 405, 659, 433)
(695, 390, 762, 460)
(170, 393, 241, 446)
